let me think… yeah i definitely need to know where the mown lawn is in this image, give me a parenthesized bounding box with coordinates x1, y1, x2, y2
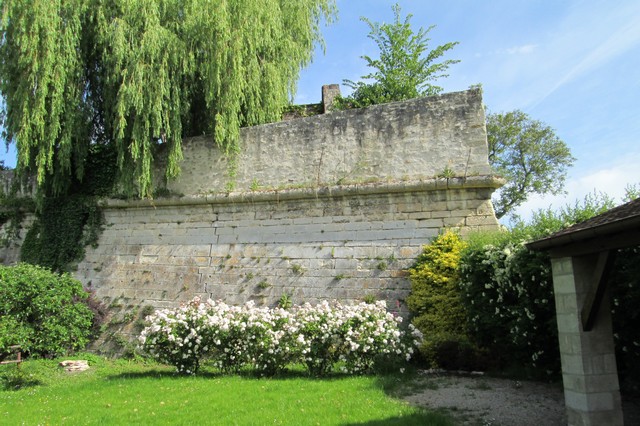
(0, 356, 453, 425)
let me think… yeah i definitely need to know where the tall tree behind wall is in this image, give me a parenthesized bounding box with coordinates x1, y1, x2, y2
(0, 0, 336, 197)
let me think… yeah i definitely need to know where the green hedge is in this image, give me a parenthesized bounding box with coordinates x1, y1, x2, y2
(458, 232, 559, 375)
(0, 263, 93, 358)
(408, 192, 640, 379)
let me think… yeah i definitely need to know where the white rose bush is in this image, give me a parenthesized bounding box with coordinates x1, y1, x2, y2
(139, 297, 422, 375)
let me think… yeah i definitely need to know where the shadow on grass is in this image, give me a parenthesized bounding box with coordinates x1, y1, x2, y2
(104, 365, 357, 382)
(343, 411, 455, 426)
(1, 368, 44, 391)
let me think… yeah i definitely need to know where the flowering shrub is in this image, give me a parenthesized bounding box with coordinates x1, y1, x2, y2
(610, 245, 640, 387)
(458, 236, 558, 374)
(336, 301, 420, 374)
(139, 298, 420, 376)
(138, 297, 212, 374)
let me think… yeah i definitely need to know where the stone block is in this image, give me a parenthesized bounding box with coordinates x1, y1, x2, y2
(465, 215, 498, 226)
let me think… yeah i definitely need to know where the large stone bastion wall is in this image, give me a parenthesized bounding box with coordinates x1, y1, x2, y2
(72, 89, 502, 314)
(0, 89, 502, 318)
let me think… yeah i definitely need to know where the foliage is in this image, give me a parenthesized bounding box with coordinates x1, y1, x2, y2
(139, 297, 420, 376)
(335, 3, 458, 109)
(0, 264, 93, 358)
(458, 234, 558, 375)
(20, 195, 104, 272)
(0, 194, 34, 248)
(624, 182, 640, 202)
(406, 231, 470, 367)
(0, 0, 336, 198)
(508, 190, 615, 241)
(458, 192, 620, 377)
(0, 358, 451, 426)
(17, 145, 112, 271)
(486, 110, 575, 218)
(608, 238, 640, 388)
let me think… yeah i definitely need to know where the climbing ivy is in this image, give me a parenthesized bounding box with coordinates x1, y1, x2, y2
(19, 145, 116, 272)
(0, 195, 35, 248)
(20, 196, 103, 272)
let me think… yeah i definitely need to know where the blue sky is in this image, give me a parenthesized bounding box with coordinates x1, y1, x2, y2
(295, 0, 640, 220)
(2, 0, 638, 220)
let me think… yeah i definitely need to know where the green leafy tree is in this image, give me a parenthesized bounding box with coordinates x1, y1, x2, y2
(337, 3, 458, 109)
(486, 110, 575, 219)
(0, 0, 336, 197)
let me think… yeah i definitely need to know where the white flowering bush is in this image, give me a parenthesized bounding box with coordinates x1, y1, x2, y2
(458, 236, 558, 374)
(335, 301, 421, 374)
(139, 298, 420, 376)
(139, 297, 213, 374)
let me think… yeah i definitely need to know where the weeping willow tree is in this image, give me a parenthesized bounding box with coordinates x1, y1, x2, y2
(0, 0, 336, 197)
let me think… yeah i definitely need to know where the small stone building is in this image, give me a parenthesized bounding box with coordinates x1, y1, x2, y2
(528, 197, 640, 426)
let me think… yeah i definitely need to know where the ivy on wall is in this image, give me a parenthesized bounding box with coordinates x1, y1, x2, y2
(19, 144, 117, 272)
(0, 194, 34, 247)
(21, 196, 103, 272)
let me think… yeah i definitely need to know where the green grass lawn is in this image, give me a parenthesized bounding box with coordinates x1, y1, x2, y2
(0, 356, 453, 425)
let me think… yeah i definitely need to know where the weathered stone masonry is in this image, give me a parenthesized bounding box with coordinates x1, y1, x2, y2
(76, 178, 500, 312)
(3, 89, 503, 313)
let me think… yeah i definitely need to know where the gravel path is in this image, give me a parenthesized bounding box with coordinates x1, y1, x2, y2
(397, 371, 640, 425)
(398, 371, 566, 426)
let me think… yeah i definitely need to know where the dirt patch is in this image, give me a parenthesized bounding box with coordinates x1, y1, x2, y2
(396, 371, 640, 425)
(396, 371, 566, 426)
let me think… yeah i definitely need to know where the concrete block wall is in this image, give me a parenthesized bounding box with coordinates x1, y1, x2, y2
(76, 178, 501, 313)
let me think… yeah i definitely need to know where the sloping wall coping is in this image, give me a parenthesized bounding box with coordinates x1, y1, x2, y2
(105, 176, 504, 209)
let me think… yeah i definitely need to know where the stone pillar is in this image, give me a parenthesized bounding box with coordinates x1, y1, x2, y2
(322, 84, 340, 113)
(551, 255, 623, 426)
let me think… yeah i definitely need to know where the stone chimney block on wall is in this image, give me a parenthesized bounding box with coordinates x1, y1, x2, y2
(322, 84, 341, 113)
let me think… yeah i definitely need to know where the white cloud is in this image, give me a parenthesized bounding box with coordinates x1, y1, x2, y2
(506, 160, 639, 222)
(505, 44, 538, 55)
(475, 44, 538, 58)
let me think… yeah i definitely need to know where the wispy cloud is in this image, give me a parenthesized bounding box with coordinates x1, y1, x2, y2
(530, 12, 640, 109)
(475, 44, 538, 58)
(505, 44, 538, 55)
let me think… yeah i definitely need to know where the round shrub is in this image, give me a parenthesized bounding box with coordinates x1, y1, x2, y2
(0, 263, 94, 358)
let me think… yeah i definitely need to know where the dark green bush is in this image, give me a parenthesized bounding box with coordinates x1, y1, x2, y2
(610, 245, 640, 390)
(0, 263, 94, 358)
(457, 192, 623, 378)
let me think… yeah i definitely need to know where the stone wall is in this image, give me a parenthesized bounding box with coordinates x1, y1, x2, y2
(76, 178, 500, 314)
(157, 89, 492, 195)
(2, 89, 502, 319)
